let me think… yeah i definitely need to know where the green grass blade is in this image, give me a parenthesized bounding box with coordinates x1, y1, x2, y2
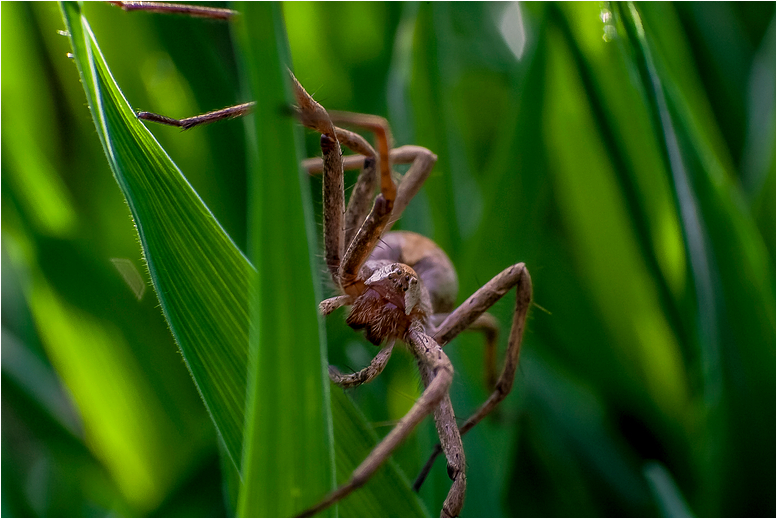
(231, 3, 334, 516)
(235, 5, 427, 516)
(60, 1, 250, 470)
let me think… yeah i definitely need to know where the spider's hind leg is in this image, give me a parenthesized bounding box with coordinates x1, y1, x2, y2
(434, 263, 532, 436)
(414, 263, 532, 492)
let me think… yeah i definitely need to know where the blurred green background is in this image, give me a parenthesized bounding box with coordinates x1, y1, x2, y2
(2, 1, 774, 517)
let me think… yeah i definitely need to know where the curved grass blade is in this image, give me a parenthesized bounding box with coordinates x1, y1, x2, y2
(61, 1, 249, 469)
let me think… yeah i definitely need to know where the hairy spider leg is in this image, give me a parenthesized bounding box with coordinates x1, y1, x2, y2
(297, 327, 462, 518)
(302, 144, 438, 236)
(343, 155, 378, 246)
(302, 124, 379, 245)
(289, 72, 347, 285)
(108, 1, 237, 19)
(418, 361, 466, 518)
(328, 110, 396, 205)
(430, 311, 501, 390)
(385, 145, 438, 232)
(136, 102, 256, 129)
(414, 263, 532, 491)
(319, 134, 346, 283)
(327, 339, 395, 388)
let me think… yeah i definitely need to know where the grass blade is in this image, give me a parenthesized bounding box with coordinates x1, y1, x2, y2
(618, 4, 775, 514)
(232, 3, 334, 516)
(61, 0, 250, 470)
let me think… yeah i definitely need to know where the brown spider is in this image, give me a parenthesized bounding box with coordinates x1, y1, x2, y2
(113, 2, 533, 516)
(289, 75, 532, 518)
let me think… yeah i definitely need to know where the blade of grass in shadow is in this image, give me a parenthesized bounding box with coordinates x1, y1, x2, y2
(235, 4, 427, 516)
(618, 4, 775, 515)
(231, 3, 334, 516)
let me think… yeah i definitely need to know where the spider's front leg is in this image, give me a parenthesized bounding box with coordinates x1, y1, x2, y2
(302, 144, 438, 234)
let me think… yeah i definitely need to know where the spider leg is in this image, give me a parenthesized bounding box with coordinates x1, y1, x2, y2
(431, 312, 500, 389)
(319, 295, 354, 316)
(302, 154, 373, 174)
(343, 156, 378, 246)
(289, 73, 346, 284)
(414, 263, 532, 491)
(137, 102, 255, 129)
(337, 186, 398, 291)
(302, 152, 377, 244)
(386, 145, 438, 232)
(328, 339, 395, 389)
(297, 327, 455, 518)
(418, 356, 467, 517)
(328, 110, 396, 205)
(108, 1, 237, 19)
(321, 112, 400, 290)
(302, 144, 437, 239)
(303, 150, 380, 270)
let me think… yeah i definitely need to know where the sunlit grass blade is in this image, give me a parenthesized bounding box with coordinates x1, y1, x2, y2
(60, 1, 250, 470)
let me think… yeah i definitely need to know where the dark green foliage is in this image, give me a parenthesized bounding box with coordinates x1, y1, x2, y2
(2, 2, 774, 517)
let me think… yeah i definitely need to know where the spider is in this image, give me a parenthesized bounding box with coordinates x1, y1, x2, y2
(112, 2, 533, 516)
(287, 75, 532, 518)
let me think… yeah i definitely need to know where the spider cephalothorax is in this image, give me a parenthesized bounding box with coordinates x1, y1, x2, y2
(346, 260, 432, 344)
